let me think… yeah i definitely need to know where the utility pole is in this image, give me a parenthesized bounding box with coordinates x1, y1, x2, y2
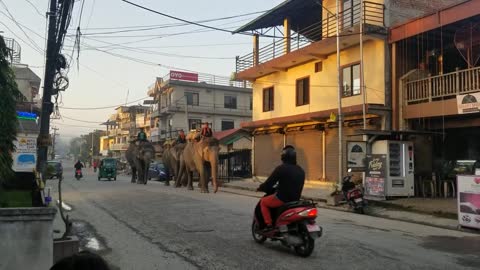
(37, 0, 58, 176)
(336, 0, 344, 186)
(360, 0, 367, 130)
(50, 126, 59, 160)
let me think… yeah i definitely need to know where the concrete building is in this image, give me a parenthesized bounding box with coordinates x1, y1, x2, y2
(234, 0, 464, 182)
(148, 70, 252, 144)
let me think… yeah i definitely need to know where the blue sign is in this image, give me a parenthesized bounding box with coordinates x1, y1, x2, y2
(17, 111, 37, 120)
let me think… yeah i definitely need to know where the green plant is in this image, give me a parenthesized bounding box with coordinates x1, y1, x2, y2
(0, 36, 23, 187)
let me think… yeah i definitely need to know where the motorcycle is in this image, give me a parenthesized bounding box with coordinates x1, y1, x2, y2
(75, 169, 83, 180)
(341, 168, 366, 214)
(251, 185, 323, 257)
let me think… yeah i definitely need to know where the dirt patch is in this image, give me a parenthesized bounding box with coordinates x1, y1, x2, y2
(420, 235, 480, 256)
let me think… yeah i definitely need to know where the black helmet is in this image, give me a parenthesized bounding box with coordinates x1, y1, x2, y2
(281, 145, 297, 164)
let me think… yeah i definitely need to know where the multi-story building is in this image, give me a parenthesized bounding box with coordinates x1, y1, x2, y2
(391, 0, 480, 176)
(148, 70, 252, 144)
(234, 0, 463, 182)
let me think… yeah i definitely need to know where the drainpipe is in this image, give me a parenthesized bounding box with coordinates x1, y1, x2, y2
(322, 130, 326, 180)
(283, 132, 286, 147)
(284, 17, 291, 54)
(251, 134, 255, 177)
(253, 34, 259, 66)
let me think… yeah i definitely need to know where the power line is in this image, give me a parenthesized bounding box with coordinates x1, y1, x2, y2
(58, 96, 150, 110)
(25, 0, 45, 17)
(0, 21, 44, 55)
(61, 115, 104, 124)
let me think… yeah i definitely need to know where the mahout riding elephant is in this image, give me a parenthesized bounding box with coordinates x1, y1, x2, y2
(178, 132, 219, 193)
(125, 141, 155, 184)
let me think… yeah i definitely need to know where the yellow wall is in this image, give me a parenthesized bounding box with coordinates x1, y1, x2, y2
(252, 40, 385, 121)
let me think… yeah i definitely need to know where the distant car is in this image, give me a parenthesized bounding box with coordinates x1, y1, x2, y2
(148, 162, 168, 181)
(47, 160, 63, 179)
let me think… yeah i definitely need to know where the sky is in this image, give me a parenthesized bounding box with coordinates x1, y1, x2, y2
(1, 0, 284, 140)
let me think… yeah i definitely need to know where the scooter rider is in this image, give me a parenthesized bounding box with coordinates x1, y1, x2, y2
(257, 145, 305, 231)
(74, 160, 84, 177)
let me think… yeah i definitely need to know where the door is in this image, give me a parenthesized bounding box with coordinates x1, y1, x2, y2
(286, 130, 324, 181)
(254, 133, 284, 177)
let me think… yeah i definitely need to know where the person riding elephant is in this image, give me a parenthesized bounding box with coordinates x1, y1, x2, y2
(178, 131, 219, 193)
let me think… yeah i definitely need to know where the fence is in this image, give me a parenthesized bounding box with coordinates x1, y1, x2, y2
(218, 149, 252, 182)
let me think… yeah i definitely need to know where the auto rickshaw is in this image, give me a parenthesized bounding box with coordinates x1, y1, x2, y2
(98, 158, 117, 181)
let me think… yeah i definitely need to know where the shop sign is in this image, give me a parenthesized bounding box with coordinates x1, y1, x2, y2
(347, 141, 367, 171)
(365, 154, 387, 198)
(169, 70, 198, 82)
(12, 134, 37, 172)
(457, 175, 480, 230)
(457, 92, 480, 114)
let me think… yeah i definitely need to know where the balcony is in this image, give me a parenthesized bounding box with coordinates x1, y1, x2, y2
(402, 66, 480, 119)
(157, 103, 252, 118)
(235, 1, 385, 79)
(162, 71, 251, 89)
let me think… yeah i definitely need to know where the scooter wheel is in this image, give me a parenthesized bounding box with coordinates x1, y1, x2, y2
(294, 223, 315, 257)
(251, 220, 267, 244)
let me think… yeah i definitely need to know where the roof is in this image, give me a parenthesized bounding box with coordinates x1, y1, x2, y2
(213, 128, 242, 141)
(213, 128, 251, 145)
(234, 0, 322, 37)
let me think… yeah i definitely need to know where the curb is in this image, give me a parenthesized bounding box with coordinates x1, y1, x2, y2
(220, 184, 471, 233)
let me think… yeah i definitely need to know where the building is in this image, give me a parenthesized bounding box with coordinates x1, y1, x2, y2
(148, 70, 252, 144)
(101, 105, 150, 157)
(213, 128, 252, 154)
(390, 0, 480, 176)
(234, 0, 464, 182)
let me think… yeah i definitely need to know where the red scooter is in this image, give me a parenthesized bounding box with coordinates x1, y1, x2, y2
(75, 169, 83, 180)
(342, 168, 366, 214)
(252, 185, 323, 257)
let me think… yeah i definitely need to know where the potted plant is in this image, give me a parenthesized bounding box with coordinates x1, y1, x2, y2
(327, 182, 344, 206)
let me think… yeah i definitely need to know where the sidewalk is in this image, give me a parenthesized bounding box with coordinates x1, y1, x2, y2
(221, 178, 466, 232)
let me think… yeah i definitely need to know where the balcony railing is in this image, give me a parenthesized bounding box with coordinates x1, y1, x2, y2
(405, 66, 480, 104)
(3, 37, 21, 64)
(163, 72, 251, 88)
(236, 1, 384, 73)
(157, 102, 252, 117)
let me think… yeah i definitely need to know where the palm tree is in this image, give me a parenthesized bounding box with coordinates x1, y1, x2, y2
(0, 36, 23, 186)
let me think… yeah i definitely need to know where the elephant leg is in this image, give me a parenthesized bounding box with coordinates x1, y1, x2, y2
(194, 158, 208, 193)
(131, 166, 136, 183)
(175, 162, 184, 188)
(187, 171, 194, 190)
(134, 159, 143, 184)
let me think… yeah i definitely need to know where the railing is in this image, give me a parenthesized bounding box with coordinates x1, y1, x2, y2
(405, 66, 480, 104)
(3, 37, 21, 64)
(236, 1, 384, 73)
(163, 72, 251, 88)
(159, 102, 252, 117)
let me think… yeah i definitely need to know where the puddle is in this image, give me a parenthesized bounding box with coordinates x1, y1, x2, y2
(56, 200, 73, 211)
(420, 235, 480, 256)
(71, 220, 109, 253)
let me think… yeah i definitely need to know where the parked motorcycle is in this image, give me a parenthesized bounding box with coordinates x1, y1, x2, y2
(251, 185, 323, 257)
(341, 168, 366, 214)
(75, 169, 83, 180)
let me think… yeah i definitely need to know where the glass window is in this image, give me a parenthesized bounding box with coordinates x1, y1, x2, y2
(296, 77, 310, 106)
(221, 120, 235, 131)
(185, 92, 199, 106)
(224, 95, 237, 109)
(188, 119, 202, 130)
(342, 64, 361, 97)
(263, 87, 274, 112)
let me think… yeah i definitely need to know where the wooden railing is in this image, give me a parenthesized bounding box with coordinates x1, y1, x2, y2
(405, 66, 480, 104)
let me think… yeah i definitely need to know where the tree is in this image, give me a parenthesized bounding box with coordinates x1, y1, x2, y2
(0, 37, 23, 185)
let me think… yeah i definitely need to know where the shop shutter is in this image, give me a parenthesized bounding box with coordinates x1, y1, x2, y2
(254, 133, 284, 177)
(286, 130, 324, 181)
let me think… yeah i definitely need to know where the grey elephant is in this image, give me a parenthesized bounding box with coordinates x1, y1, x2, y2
(125, 141, 155, 184)
(178, 132, 220, 193)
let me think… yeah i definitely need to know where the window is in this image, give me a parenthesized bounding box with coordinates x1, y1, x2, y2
(224, 95, 237, 109)
(296, 77, 310, 106)
(249, 96, 253, 110)
(188, 119, 202, 130)
(315, 62, 323, 73)
(342, 64, 361, 97)
(263, 87, 274, 112)
(221, 120, 235, 131)
(185, 92, 199, 106)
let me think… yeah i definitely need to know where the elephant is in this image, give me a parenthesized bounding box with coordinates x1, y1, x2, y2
(162, 142, 174, 186)
(179, 132, 220, 193)
(162, 140, 187, 187)
(125, 141, 155, 185)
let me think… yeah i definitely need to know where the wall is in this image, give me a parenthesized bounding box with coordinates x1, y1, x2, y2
(252, 40, 386, 121)
(0, 208, 57, 270)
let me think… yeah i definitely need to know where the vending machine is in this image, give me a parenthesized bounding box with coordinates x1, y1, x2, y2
(371, 140, 415, 197)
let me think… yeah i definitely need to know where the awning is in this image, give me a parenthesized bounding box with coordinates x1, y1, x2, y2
(234, 0, 322, 40)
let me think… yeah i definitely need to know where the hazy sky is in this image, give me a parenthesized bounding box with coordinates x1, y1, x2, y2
(1, 0, 283, 139)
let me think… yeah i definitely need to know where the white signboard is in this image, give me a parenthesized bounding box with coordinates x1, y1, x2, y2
(457, 92, 480, 114)
(457, 175, 480, 230)
(347, 141, 367, 170)
(12, 134, 37, 172)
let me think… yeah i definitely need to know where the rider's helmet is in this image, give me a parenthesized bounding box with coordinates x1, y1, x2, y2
(281, 145, 297, 165)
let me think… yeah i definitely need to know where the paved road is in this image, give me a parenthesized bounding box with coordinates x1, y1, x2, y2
(49, 164, 480, 270)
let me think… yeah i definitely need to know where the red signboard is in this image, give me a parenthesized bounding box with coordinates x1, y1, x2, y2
(169, 70, 198, 82)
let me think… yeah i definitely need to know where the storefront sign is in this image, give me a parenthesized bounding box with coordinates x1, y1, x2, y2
(365, 154, 387, 198)
(169, 70, 198, 82)
(17, 111, 37, 121)
(12, 134, 37, 172)
(457, 92, 480, 114)
(347, 141, 367, 171)
(457, 175, 480, 230)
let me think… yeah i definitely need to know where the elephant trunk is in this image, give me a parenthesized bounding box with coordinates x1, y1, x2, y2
(210, 156, 218, 193)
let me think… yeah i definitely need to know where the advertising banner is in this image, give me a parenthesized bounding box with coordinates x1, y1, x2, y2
(169, 70, 198, 82)
(457, 175, 480, 230)
(365, 154, 387, 199)
(347, 141, 367, 171)
(457, 92, 480, 114)
(12, 134, 37, 172)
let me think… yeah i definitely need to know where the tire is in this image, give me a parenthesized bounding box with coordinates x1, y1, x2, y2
(114, 177, 117, 181)
(251, 220, 267, 244)
(294, 223, 315, 257)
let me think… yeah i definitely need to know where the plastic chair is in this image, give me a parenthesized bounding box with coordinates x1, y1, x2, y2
(421, 174, 437, 198)
(440, 179, 456, 198)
